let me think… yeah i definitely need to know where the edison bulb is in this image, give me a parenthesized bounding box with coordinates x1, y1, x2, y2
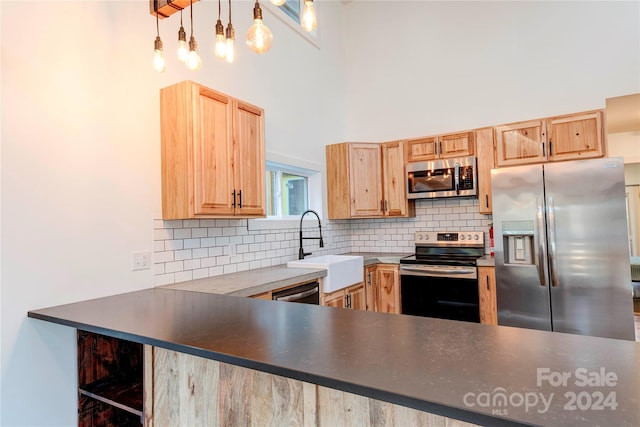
(186, 37, 202, 71)
(225, 37, 235, 63)
(270, 0, 286, 5)
(153, 37, 166, 72)
(214, 20, 226, 59)
(301, 0, 317, 32)
(246, 16, 273, 53)
(153, 50, 166, 72)
(225, 24, 235, 63)
(177, 26, 188, 63)
(186, 50, 202, 70)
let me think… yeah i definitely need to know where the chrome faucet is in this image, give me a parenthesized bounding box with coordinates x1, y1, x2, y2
(298, 209, 324, 259)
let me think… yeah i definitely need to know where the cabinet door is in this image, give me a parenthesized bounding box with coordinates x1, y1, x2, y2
(233, 101, 265, 216)
(347, 283, 367, 311)
(375, 264, 400, 314)
(406, 136, 438, 162)
(475, 128, 495, 214)
(478, 266, 497, 325)
(440, 132, 474, 158)
(349, 144, 384, 217)
(364, 265, 377, 311)
(193, 86, 235, 216)
(495, 120, 547, 167)
(324, 290, 345, 308)
(382, 140, 412, 217)
(548, 111, 603, 162)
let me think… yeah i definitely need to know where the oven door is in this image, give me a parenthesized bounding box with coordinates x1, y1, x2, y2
(400, 265, 480, 322)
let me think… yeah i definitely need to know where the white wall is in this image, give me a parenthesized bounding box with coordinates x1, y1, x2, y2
(0, 1, 347, 425)
(343, 1, 640, 141)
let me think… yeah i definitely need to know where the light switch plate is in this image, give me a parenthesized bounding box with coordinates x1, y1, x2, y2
(132, 251, 151, 271)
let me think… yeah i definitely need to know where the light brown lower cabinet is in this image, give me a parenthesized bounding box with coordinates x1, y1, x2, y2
(148, 347, 481, 426)
(478, 266, 498, 325)
(323, 283, 366, 310)
(374, 264, 401, 314)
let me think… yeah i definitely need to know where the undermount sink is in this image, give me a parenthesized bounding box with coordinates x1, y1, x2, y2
(287, 255, 364, 293)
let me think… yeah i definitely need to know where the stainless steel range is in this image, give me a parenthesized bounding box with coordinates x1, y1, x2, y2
(400, 231, 484, 322)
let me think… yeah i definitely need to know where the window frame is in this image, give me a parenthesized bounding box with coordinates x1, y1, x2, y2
(262, 0, 319, 48)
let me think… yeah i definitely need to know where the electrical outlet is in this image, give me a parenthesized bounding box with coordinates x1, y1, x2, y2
(132, 251, 150, 271)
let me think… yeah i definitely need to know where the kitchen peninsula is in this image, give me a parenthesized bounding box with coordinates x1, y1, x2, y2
(29, 284, 640, 426)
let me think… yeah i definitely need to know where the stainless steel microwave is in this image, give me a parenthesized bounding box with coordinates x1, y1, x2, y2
(406, 156, 478, 199)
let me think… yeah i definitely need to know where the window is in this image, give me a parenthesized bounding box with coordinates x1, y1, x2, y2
(279, 0, 302, 24)
(266, 162, 320, 219)
(262, 0, 319, 48)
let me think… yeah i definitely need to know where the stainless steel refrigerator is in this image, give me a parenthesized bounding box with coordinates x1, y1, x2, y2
(491, 157, 635, 340)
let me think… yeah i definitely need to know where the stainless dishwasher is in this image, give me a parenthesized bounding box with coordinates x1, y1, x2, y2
(272, 281, 320, 305)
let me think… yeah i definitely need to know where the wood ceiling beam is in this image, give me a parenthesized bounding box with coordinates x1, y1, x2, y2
(150, 0, 200, 19)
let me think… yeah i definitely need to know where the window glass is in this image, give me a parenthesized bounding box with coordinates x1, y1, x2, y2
(266, 162, 314, 218)
(280, 0, 301, 23)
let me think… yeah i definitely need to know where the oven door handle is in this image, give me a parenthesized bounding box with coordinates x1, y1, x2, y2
(401, 266, 476, 275)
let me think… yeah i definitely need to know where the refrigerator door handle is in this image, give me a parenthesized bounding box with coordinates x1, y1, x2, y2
(536, 197, 549, 287)
(547, 196, 559, 287)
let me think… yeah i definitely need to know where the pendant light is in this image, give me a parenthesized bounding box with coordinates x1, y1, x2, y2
(177, 11, 188, 63)
(225, 0, 235, 63)
(214, 0, 226, 60)
(246, 1, 273, 54)
(301, 0, 317, 32)
(270, 0, 286, 6)
(186, 0, 202, 70)
(152, 6, 166, 72)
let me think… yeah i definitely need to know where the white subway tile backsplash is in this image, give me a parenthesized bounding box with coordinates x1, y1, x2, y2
(165, 261, 184, 273)
(184, 238, 200, 249)
(174, 228, 192, 239)
(174, 249, 192, 261)
(152, 197, 492, 285)
(175, 271, 193, 283)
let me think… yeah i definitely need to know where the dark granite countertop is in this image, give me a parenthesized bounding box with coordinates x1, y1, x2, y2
(28, 288, 640, 427)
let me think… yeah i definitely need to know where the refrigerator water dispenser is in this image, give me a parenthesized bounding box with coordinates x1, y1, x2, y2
(502, 220, 535, 265)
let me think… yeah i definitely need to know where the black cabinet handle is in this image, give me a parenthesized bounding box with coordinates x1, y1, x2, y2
(232, 190, 237, 208)
(238, 190, 242, 208)
(486, 275, 490, 291)
(485, 194, 489, 208)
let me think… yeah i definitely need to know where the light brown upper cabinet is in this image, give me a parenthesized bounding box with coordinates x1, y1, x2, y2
(475, 128, 495, 214)
(406, 131, 474, 162)
(326, 141, 415, 219)
(495, 110, 604, 167)
(547, 111, 604, 161)
(160, 81, 265, 219)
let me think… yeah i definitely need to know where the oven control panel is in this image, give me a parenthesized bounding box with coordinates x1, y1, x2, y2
(415, 231, 484, 246)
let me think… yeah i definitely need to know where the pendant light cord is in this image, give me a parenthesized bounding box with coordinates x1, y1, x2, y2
(228, 0, 232, 23)
(218, 0, 221, 19)
(190, 0, 194, 38)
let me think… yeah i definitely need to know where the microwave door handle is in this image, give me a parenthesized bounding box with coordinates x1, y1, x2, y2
(454, 162, 460, 194)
